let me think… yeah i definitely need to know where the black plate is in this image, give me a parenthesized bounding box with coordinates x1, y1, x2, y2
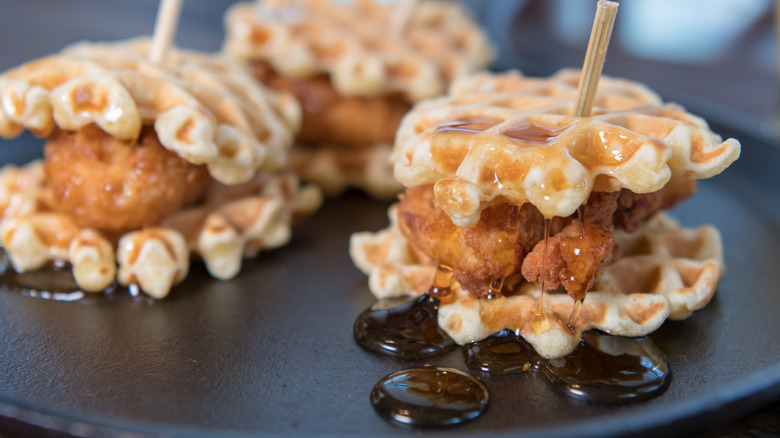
(1, 1, 779, 437)
(0, 121, 779, 438)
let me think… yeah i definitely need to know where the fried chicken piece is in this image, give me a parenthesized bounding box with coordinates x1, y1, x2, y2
(45, 124, 211, 234)
(615, 176, 697, 232)
(398, 178, 696, 300)
(521, 221, 617, 301)
(521, 191, 618, 301)
(398, 185, 522, 296)
(398, 184, 570, 297)
(253, 62, 410, 147)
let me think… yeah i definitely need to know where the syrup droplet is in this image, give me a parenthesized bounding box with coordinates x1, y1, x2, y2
(465, 330, 540, 375)
(486, 276, 503, 300)
(542, 332, 670, 403)
(567, 298, 584, 333)
(370, 367, 488, 428)
(500, 121, 575, 144)
(428, 264, 453, 298)
(354, 294, 455, 358)
(534, 218, 551, 334)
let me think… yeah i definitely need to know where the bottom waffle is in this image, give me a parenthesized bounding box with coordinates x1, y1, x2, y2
(0, 161, 322, 298)
(350, 205, 724, 358)
(290, 143, 402, 199)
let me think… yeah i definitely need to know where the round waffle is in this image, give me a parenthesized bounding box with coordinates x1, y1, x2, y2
(0, 38, 300, 184)
(393, 69, 741, 225)
(0, 39, 322, 298)
(350, 205, 723, 358)
(223, 0, 494, 101)
(0, 160, 321, 298)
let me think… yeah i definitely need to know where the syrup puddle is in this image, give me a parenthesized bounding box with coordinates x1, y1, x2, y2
(465, 329, 670, 403)
(353, 294, 455, 358)
(0, 249, 141, 303)
(371, 367, 488, 428)
(359, 298, 671, 427)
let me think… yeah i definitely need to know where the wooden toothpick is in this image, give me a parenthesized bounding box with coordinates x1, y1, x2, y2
(387, 0, 418, 37)
(149, 0, 184, 64)
(573, 0, 619, 117)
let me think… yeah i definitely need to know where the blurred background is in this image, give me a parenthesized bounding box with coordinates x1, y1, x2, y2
(0, 0, 774, 138)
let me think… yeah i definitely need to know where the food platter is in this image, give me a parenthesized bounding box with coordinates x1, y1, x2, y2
(0, 120, 779, 438)
(1, 1, 779, 437)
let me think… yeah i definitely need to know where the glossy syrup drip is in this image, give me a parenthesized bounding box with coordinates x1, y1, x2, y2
(486, 276, 503, 300)
(428, 264, 453, 297)
(370, 367, 488, 427)
(532, 218, 551, 333)
(501, 121, 574, 144)
(435, 117, 501, 134)
(543, 332, 670, 403)
(354, 294, 455, 358)
(567, 299, 584, 333)
(577, 205, 585, 236)
(465, 330, 540, 375)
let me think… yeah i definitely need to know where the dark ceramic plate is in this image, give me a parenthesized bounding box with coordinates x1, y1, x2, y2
(0, 121, 779, 438)
(1, 2, 779, 437)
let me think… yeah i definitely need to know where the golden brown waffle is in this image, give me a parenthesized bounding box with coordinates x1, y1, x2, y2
(223, 0, 494, 101)
(290, 142, 401, 199)
(393, 69, 741, 226)
(0, 161, 322, 298)
(0, 38, 300, 184)
(350, 206, 724, 358)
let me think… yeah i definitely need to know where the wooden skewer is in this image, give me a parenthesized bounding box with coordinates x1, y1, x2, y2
(149, 0, 184, 64)
(573, 0, 619, 117)
(387, 0, 418, 37)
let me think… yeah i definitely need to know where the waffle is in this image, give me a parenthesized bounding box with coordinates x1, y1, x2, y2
(223, 0, 494, 101)
(0, 39, 322, 298)
(350, 206, 724, 358)
(0, 38, 300, 184)
(0, 160, 321, 298)
(290, 143, 401, 199)
(393, 69, 741, 226)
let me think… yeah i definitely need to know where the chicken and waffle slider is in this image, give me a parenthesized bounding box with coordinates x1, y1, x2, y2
(351, 69, 740, 358)
(223, 0, 494, 198)
(0, 38, 321, 298)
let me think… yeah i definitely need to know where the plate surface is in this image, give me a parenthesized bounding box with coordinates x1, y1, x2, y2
(0, 1, 779, 437)
(0, 123, 779, 438)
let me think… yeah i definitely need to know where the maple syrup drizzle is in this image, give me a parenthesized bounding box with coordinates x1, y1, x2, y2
(0, 250, 118, 302)
(465, 330, 540, 375)
(486, 276, 504, 300)
(577, 205, 585, 236)
(542, 332, 670, 403)
(428, 264, 453, 297)
(500, 121, 575, 144)
(370, 367, 488, 427)
(567, 299, 584, 333)
(435, 117, 500, 134)
(532, 218, 551, 333)
(353, 294, 455, 358)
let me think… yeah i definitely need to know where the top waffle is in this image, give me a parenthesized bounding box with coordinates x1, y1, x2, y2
(0, 38, 300, 185)
(393, 69, 741, 226)
(223, 0, 494, 101)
